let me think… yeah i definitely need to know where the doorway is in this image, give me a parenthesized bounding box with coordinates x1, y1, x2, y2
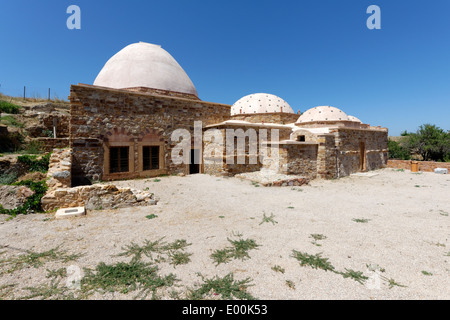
(189, 149, 200, 174)
(359, 142, 366, 171)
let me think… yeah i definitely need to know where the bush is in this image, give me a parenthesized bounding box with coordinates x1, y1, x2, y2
(0, 180, 48, 216)
(388, 140, 411, 160)
(17, 153, 51, 173)
(0, 101, 21, 114)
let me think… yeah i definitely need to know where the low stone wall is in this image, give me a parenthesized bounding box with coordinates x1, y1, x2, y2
(41, 184, 157, 211)
(387, 160, 450, 172)
(35, 138, 70, 152)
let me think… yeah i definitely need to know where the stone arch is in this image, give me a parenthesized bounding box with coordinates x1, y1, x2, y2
(103, 127, 134, 143)
(138, 128, 165, 143)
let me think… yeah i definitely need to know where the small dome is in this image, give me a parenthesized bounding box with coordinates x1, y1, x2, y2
(231, 93, 294, 116)
(348, 115, 362, 123)
(94, 42, 198, 97)
(296, 106, 349, 123)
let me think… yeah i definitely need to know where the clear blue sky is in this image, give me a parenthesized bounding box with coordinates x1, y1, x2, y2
(1, 0, 449, 135)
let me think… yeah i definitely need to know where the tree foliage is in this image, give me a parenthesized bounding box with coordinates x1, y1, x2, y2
(403, 124, 450, 162)
(388, 140, 411, 160)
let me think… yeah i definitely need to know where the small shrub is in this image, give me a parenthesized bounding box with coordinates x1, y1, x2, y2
(0, 115, 24, 128)
(0, 172, 18, 185)
(145, 214, 158, 220)
(211, 235, 260, 266)
(285, 280, 296, 290)
(271, 265, 285, 273)
(291, 251, 335, 272)
(17, 153, 50, 173)
(0, 246, 81, 274)
(187, 273, 256, 300)
(81, 261, 177, 299)
(339, 269, 369, 284)
(0, 101, 21, 114)
(352, 218, 370, 223)
(0, 180, 48, 216)
(259, 212, 278, 225)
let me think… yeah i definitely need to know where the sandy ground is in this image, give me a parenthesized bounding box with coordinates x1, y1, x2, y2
(0, 168, 449, 300)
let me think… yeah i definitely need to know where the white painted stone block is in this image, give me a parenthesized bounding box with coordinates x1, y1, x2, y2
(434, 168, 448, 174)
(55, 207, 86, 219)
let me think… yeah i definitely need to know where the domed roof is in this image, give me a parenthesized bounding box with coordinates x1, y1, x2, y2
(348, 115, 362, 123)
(296, 106, 349, 123)
(93, 42, 198, 97)
(231, 93, 294, 116)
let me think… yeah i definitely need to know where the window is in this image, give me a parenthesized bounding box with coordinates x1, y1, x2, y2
(110, 147, 129, 173)
(297, 135, 306, 142)
(143, 146, 160, 171)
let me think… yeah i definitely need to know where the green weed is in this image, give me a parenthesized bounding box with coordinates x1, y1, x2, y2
(187, 273, 256, 300)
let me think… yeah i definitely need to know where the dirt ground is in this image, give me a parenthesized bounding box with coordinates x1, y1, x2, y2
(0, 168, 449, 300)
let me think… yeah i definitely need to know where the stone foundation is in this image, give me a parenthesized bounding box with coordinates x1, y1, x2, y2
(41, 184, 157, 211)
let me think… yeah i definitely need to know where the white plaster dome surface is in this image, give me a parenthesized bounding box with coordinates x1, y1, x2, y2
(94, 42, 198, 97)
(348, 115, 362, 123)
(231, 93, 294, 115)
(297, 106, 349, 123)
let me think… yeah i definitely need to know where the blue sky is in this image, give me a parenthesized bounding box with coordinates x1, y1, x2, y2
(0, 0, 449, 135)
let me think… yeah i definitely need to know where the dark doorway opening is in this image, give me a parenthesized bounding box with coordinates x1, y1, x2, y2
(359, 142, 366, 172)
(189, 149, 200, 174)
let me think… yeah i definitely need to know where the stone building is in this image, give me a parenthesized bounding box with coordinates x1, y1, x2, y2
(68, 42, 388, 185)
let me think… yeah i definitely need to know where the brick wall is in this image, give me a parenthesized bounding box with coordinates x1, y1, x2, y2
(387, 160, 450, 172)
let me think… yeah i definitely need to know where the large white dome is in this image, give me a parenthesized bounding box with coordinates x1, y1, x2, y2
(297, 106, 349, 123)
(231, 93, 294, 116)
(93, 42, 198, 97)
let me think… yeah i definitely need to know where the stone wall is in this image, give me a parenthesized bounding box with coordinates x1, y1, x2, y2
(231, 113, 300, 124)
(40, 114, 70, 138)
(387, 160, 450, 172)
(35, 138, 70, 152)
(69, 84, 231, 182)
(316, 134, 337, 179)
(46, 148, 72, 190)
(278, 143, 318, 179)
(332, 128, 388, 178)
